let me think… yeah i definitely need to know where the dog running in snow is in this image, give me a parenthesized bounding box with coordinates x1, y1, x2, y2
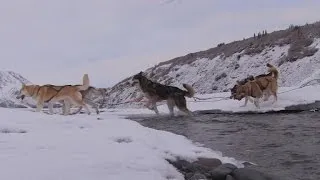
(18, 74, 91, 115)
(230, 63, 279, 108)
(132, 72, 195, 116)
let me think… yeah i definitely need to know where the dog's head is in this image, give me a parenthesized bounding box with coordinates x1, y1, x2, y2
(266, 63, 273, 68)
(234, 91, 246, 101)
(230, 82, 246, 101)
(131, 71, 145, 86)
(230, 84, 238, 99)
(17, 84, 35, 100)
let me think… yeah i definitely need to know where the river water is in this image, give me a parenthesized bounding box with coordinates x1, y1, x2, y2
(128, 111, 320, 180)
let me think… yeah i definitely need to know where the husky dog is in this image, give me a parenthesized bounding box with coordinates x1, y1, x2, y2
(18, 74, 91, 115)
(230, 63, 279, 108)
(62, 86, 107, 115)
(132, 72, 195, 116)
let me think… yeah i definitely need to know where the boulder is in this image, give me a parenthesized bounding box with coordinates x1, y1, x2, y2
(210, 163, 238, 180)
(231, 168, 281, 180)
(187, 172, 208, 180)
(195, 158, 222, 169)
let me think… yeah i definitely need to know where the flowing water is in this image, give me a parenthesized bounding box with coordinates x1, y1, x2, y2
(129, 111, 320, 180)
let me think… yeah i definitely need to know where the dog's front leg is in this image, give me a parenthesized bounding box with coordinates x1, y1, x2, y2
(263, 90, 271, 101)
(36, 101, 44, 112)
(240, 97, 249, 107)
(167, 99, 175, 117)
(144, 100, 152, 110)
(254, 98, 260, 109)
(48, 102, 54, 114)
(152, 101, 159, 115)
(64, 100, 71, 115)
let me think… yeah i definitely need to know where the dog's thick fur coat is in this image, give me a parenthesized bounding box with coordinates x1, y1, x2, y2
(230, 64, 279, 108)
(19, 74, 91, 115)
(132, 72, 195, 116)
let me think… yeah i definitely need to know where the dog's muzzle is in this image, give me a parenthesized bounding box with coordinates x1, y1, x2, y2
(16, 94, 25, 100)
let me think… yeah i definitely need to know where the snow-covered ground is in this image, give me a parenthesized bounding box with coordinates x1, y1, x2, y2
(0, 108, 241, 180)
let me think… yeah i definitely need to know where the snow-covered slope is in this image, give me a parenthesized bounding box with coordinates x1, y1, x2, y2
(106, 22, 320, 107)
(0, 71, 30, 108)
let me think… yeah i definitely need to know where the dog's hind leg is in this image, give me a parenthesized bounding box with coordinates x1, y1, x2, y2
(94, 106, 99, 114)
(272, 92, 278, 104)
(73, 92, 91, 115)
(153, 104, 159, 114)
(82, 104, 91, 115)
(84, 99, 99, 114)
(145, 99, 159, 114)
(174, 96, 193, 116)
(63, 100, 71, 115)
(167, 98, 175, 117)
(270, 81, 278, 104)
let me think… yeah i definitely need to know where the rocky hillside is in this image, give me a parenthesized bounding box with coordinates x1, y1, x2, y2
(0, 71, 31, 108)
(106, 22, 320, 107)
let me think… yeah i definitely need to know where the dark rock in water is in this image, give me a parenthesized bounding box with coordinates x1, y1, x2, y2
(167, 158, 222, 179)
(186, 172, 208, 180)
(167, 159, 192, 172)
(210, 163, 238, 180)
(231, 168, 281, 180)
(195, 158, 222, 169)
(242, 161, 256, 167)
(188, 162, 211, 174)
(167, 159, 209, 174)
(226, 175, 236, 180)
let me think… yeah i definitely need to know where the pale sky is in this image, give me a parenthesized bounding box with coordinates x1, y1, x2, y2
(1, 0, 320, 87)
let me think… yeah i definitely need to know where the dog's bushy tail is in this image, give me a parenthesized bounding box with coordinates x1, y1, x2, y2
(267, 63, 279, 80)
(77, 74, 90, 91)
(183, 84, 195, 98)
